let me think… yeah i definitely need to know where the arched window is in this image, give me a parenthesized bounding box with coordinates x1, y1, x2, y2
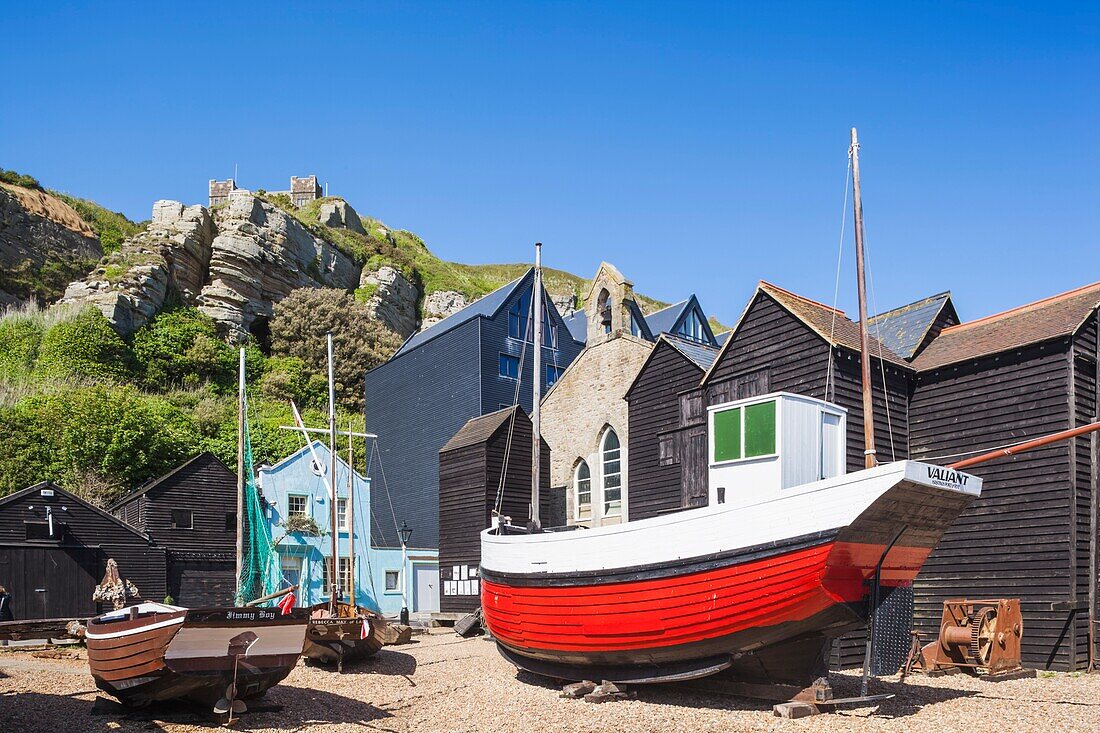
(601, 429, 622, 517)
(574, 460, 592, 520)
(597, 288, 612, 333)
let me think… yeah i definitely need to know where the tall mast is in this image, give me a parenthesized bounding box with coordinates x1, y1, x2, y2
(347, 421, 356, 607)
(530, 242, 542, 528)
(235, 347, 245, 600)
(327, 332, 340, 605)
(850, 127, 877, 469)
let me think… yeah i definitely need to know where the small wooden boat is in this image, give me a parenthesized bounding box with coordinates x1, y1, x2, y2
(303, 601, 386, 671)
(86, 602, 308, 715)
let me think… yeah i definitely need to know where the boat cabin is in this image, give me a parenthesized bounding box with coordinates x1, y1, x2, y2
(707, 392, 847, 506)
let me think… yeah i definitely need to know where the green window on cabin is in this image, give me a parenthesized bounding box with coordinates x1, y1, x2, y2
(744, 400, 777, 457)
(713, 407, 741, 462)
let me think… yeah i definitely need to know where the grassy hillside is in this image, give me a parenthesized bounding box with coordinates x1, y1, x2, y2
(50, 191, 147, 255)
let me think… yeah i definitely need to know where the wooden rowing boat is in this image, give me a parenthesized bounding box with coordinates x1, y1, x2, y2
(86, 602, 308, 714)
(302, 601, 385, 671)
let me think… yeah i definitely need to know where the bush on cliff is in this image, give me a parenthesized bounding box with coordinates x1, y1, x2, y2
(133, 308, 238, 391)
(269, 288, 403, 410)
(35, 307, 132, 382)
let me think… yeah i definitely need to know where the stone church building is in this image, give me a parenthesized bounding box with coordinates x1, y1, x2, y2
(541, 263, 720, 527)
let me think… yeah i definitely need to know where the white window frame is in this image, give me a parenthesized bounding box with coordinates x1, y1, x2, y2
(287, 494, 309, 518)
(336, 497, 349, 531)
(708, 396, 781, 466)
(600, 427, 623, 518)
(384, 569, 403, 594)
(574, 460, 592, 521)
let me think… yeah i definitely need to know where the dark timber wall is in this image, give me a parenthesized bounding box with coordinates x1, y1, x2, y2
(626, 340, 706, 520)
(438, 410, 552, 614)
(910, 338, 1087, 670)
(0, 483, 166, 618)
(704, 292, 914, 668)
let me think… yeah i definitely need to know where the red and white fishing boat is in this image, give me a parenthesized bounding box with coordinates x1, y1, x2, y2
(480, 130, 983, 688)
(86, 602, 308, 712)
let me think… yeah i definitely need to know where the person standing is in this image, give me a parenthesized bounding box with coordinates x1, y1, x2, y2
(0, 584, 12, 646)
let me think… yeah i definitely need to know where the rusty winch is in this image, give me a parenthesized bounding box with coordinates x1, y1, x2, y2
(907, 599, 1024, 676)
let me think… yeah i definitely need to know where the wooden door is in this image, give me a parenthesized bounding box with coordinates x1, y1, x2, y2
(0, 546, 99, 619)
(680, 426, 709, 509)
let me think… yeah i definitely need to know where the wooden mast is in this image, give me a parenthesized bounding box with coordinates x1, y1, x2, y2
(235, 347, 246, 600)
(530, 242, 542, 528)
(327, 332, 340, 607)
(850, 127, 877, 469)
(347, 421, 356, 606)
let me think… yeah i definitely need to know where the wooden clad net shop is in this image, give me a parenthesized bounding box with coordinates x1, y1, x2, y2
(0, 482, 166, 619)
(910, 283, 1100, 671)
(110, 452, 238, 607)
(438, 406, 553, 615)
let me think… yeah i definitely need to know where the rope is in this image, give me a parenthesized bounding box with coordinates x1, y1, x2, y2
(825, 152, 853, 403)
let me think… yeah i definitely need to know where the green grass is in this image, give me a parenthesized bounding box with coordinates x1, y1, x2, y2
(50, 191, 147, 255)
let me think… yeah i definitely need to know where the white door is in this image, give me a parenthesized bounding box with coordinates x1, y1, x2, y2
(413, 564, 439, 612)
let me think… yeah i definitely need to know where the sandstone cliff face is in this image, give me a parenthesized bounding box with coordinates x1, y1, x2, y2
(197, 192, 361, 341)
(359, 265, 418, 338)
(0, 183, 101, 306)
(59, 199, 214, 335)
(421, 290, 469, 328)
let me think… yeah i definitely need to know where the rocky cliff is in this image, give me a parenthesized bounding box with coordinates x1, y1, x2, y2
(0, 183, 101, 306)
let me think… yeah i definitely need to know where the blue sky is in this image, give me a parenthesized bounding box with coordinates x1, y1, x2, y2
(2, 2, 1097, 325)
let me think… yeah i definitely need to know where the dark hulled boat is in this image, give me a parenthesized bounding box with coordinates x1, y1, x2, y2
(303, 601, 385, 671)
(86, 602, 308, 711)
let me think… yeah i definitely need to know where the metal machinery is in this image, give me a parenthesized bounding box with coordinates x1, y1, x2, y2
(907, 599, 1024, 676)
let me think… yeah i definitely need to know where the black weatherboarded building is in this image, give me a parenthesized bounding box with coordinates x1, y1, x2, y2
(110, 452, 238, 607)
(0, 482, 166, 619)
(437, 406, 552, 615)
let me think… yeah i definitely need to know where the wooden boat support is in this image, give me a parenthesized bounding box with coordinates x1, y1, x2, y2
(0, 617, 86, 642)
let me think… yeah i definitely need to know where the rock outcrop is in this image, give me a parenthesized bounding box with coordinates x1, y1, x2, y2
(59, 199, 214, 335)
(197, 192, 360, 341)
(0, 183, 101, 306)
(359, 265, 418, 338)
(421, 290, 469, 329)
(317, 199, 365, 234)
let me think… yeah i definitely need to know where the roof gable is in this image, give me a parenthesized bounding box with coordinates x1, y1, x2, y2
(625, 334, 715, 398)
(643, 295, 717, 346)
(913, 282, 1100, 371)
(440, 405, 525, 453)
(110, 452, 233, 511)
(1, 480, 154, 542)
(867, 292, 955, 360)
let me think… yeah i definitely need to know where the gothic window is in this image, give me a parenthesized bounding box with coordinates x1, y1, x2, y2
(574, 461, 592, 520)
(677, 307, 707, 343)
(601, 428, 623, 517)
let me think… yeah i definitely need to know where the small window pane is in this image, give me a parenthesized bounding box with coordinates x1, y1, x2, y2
(171, 509, 193, 529)
(713, 407, 741, 462)
(288, 495, 308, 517)
(575, 461, 592, 516)
(385, 570, 399, 590)
(744, 401, 776, 457)
(337, 499, 348, 531)
(499, 354, 520, 379)
(225, 512, 236, 531)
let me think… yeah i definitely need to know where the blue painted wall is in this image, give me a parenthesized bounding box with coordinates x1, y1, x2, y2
(258, 441, 438, 616)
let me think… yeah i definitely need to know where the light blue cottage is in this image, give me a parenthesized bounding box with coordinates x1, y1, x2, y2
(258, 441, 438, 617)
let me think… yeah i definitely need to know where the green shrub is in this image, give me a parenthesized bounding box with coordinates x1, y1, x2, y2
(0, 317, 43, 380)
(259, 356, 326, 408)
(270, 289, 403, 410)
(35, 307, 132, 382)
(133, 308, 237, 391)
(0, 168, 42, 190)
(51, 192, 145, 255)
(0, 385, 202, 502)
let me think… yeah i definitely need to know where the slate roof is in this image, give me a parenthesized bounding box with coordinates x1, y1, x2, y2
(663, 333, 720, 371)
(758, 282, 910, 367)
(866, 292, 954, 360)
(393, 271, 531, 357)
(644, 299, 690, 336)
(440, 405, 522, 453)
(912, 282, 1100, 372)
(562, 310, 588, 342)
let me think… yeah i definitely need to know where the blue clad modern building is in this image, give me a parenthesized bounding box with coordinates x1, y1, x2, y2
(258, 441, 439, 617)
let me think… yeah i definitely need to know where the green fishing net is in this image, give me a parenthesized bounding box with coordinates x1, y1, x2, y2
(235, 396, 282, 606)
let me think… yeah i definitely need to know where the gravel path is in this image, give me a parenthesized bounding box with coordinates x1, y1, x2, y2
(2, 634, 1098, 732)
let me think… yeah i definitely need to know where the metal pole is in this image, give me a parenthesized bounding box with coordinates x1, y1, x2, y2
(347, 421, 356, 607)
(235, 347, 245, 602)
(531, 243, 542, 528)
(850, 128, 877, 469)
(327, 332, 340, 605)
(400, 539, 409, 625)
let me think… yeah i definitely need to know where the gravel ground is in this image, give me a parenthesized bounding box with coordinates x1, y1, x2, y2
(2, 634, 1098, 733)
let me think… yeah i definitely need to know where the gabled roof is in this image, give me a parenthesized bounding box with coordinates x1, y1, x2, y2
(663, 333, 720, 371)
(109, 452, 232, 511)
(644, 299, 690, 335)
(393, 271, 532, 357)
(625, 333, 718, 398)
(912, 282, 1100, 372)
(866, 292, 955, 360)
(440, 405, 524, 453)
(0, 480, 154, 542)
(702, 281, 910, 384)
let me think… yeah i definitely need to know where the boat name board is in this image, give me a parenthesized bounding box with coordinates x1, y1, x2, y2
(924, 466, 970, 490)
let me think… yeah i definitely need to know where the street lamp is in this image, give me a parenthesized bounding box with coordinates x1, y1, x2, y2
(398, 521, 413, 625)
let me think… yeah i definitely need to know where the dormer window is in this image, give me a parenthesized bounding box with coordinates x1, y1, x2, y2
(677, 308, 707, 343)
